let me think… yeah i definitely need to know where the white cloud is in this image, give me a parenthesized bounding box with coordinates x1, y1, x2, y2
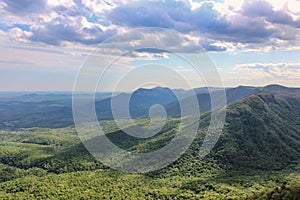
(235, 62, 300, 79)
(1, 0, 300, 53)
(47, 0, 75, 7)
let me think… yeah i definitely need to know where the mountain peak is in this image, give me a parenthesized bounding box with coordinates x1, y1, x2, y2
(263, 84, 300, 93)
(133, 86, 172, 94)
(264, 84, 288, 90)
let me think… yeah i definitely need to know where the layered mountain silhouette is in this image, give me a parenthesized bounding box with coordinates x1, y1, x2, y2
(0, 84, 299, 130)
(95, 84, 298, 119)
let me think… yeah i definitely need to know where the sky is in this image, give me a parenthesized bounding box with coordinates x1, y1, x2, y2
(0, 0, 300, 91)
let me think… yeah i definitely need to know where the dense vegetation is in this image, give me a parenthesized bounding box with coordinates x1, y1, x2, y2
(0, 86, 300, 199)
(0, 125, 299, 199)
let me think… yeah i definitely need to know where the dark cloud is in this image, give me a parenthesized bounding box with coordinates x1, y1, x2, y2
(215, 16, 275, 43)
(23, 0, 276, 50)
(191, 3, 228, 32)
(94, 29, 205, 54)
(2, 0, 47, 14)
(30, 25, 80, 46)
(108, 1, 179, 28)
(53, 5, 86, 17)
(241, 0, 295, 25)
(135, 48, 169, 54)
(238, 0, 300, 42)
(108, 1, 226, 32)
(53, 0, 91, 18)
(4, 0, 300, 51)
(30, 16, 116, 46)
(5, 0, 113, 46)
(107, 1, 278, 45)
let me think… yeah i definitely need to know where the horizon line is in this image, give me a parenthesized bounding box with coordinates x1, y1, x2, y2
(0, 84, 298, 93)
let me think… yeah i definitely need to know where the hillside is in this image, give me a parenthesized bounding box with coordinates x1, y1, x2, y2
(212, 91, 300, 170)
(164, 86, 261, 117)
(0, 87, 300, 199)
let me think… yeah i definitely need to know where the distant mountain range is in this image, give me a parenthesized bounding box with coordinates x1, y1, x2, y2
(0, 84, 299, 129)
(94, 84, 300, 119)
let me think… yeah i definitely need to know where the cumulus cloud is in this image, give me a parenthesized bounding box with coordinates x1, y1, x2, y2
(104, 1, 274, 50)
(108, 1, 227, 35)
(200, 40, 227, 51)
(30, 17, 116, 46)
(2, 0, 47, 15)
(89, 29, 206, 55)
(103, 0, 300, 50)
(241, 0, 298, 26)
(1, 0, 300, 52)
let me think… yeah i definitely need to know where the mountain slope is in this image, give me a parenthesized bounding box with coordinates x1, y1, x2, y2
(0, 88, 300, 199)
(211, 91, 300, 170)
(165, 85, 261, 117)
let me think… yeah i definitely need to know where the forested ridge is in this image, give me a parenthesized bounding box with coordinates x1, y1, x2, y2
(0, 88, 299, 199)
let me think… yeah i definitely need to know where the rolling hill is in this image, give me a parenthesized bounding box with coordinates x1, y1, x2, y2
(0, 85, 299, 199)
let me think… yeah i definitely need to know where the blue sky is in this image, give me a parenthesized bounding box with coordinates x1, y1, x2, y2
(0, 0, 300, 91)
